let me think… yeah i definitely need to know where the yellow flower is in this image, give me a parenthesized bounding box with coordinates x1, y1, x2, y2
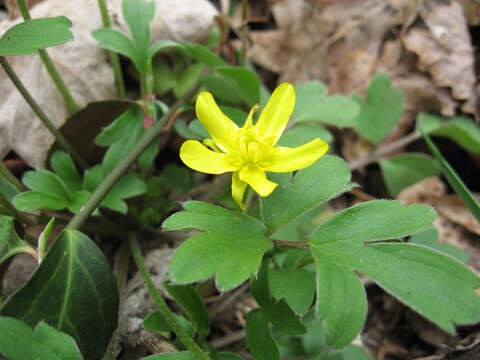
(180, 82, 329, 208)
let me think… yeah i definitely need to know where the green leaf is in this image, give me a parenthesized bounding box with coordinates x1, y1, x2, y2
(82, 165, 104, 192)
(163, 201, 271, 291)
(173, 63, 206, 98)
(122, 0, 155, 60)
(251, 262, 306, 335)
(92, 28, 141, 70)
(0, 174, 20, 202)
(12, 191, 69, 211)
(163, 164, 195, 193)
(215, 66, 260, 107)
(277, 123, 333, 148)
(410, 228, 469, 263)
(143, 311, 171, 336)
(0, 17, 73, 56)
(148, 39, 185, 60)
(95, 107, 143, 146)
(201, 74, 239, 105)
(138, 141, 159, 170)
(291, 81, 328, 122)
(22, 169, 71, 201)
(0, 215, 32, 264)
(422, 133, 480, 223)
(67, 190, 91, 214)
(310, 95, 360, 127)
(246, 309, 280, 360)
(418, 113, 480, 153)
(38, 217, 55, 263)
(313, 256, 367, 349)
(309, 201, 480, 337)
(354, 73, 405, 144)
(267, 268, 315, 315)
(0, 317, 83, 360)
(1, 230, 119, 359)
(182, 42, 226, 67)
(164, 281, 210, 339)
(106, 172, 147, 200)
(50, 151, 82, 192)
(261, 155, 353, 231)
(152, 56, 175, 95)
(379, 153, 441, 197)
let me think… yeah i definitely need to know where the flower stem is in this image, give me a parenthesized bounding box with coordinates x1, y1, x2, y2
(16, 0, 80, 114)
(0, 56, 88, 170)
(97, 0, 125, 99)
(128, 233, 211, 360)
(65, 80, 201, 231)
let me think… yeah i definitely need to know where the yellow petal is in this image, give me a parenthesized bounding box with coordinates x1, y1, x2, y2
(180, 140, 239, 174)
(239, 165, 278, 197)
(232, 171, 248, 209)
(263, 138, 329, 172)
(196, 92, 238, 152)
(255, 83, 295, 145)
(242, 104, 259, 129)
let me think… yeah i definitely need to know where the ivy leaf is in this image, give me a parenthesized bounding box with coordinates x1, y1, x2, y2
(379, 154, 441, 197)
(309, 200, 480, 347)
(354, 73, 405, 144)
(246, 309, 280, 360)
(261, 155, 353, 231)
(0, 215, 33, 264)
(251, 262, 306, 335)
(1, 230, 119, 359)
(0, 17, 73, 56)
(162, 201, 271, 291)
(0, 318, 83, 360)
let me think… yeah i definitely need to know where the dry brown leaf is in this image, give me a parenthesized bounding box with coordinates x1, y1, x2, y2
(0, 0, 218, 168)
(434, 195, 480, 236)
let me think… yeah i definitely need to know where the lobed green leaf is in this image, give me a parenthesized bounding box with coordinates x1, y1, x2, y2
(246, 309, 280, 360)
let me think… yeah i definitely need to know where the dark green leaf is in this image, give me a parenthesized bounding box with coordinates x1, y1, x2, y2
(122, 0, 155, 60)
(0, 317, 83, 360)
(201, 73, 240, 104)
(422, 133, 480, 223)
(182, 42, 226, 67)
(0, 17, 73, 56)
(410, 228, 469, 263)
(95, 107, 143, 146)
(0, 215, 32, 264)
(379, 153, 441, 197)
(1, 230, 119, 359)
(82, 165, 104, 192)
(92, 28, 141, 70)
(148, 39, 185, 60)
(12, 191, 69, 211)
(106, 172, 147, 200)
(163, 164, 194, 193)
(173, 63, 206, 98)
(277, 123, 333, 148)
(164, 281, 210, 338)
(354, 73, 405, 144)
(418, 113, 480, 153)
(246, 309, 280, 360)
(142, 311, 171, 336)
(251, 262, 306, 335)
(0, 175, 20, 202)
(138, 141, 159, 170)
(261, 155, 353, 231)
(163, 201, 271, 291)
(215, 66, 260, 106)
(50, 151, 82, 193)
(267, 268, 315, 315)
(22, 169, 71, 201)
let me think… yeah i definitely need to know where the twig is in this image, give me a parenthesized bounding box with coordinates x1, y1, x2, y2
(16, 0, 80, 113)
(271, 239, 310, 249)
(0, 57, 88, 169)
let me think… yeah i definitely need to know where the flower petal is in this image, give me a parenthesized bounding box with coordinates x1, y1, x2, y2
(255, 83, 295, 145)
(180, 140, 239, 174)
(232, 171, 248, 209)
(263, 138, 329, 172)
(196, 91, 238, 152)
(239, 166, 278, 197)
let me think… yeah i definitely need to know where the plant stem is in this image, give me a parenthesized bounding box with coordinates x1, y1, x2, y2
(97, 0, 126, 98)
(239, 0, 248, 67)
(65, 81, 200, 231)
(271, 239, 310, 249)
(16, 0, 80, 114)
(0, 193, 37, 225)
(349, 131, 422, 170)
(128, 233, 211, 360)
(0, 57, 88, 170)
(0, 162, 25, 191)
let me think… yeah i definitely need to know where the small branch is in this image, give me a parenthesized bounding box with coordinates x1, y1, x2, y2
(271, 239, 310, 249)
(349, 131, 422, 170)
(128, 233, 211, 360)
(16, 0, 80, 114)
(97, 0, 125, 99)
(239, 0, 248, 67)
(65, 79, 201, 231)
(0, 57, 88, 170)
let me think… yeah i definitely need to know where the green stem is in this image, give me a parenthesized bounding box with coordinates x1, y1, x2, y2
(65, 81, 200, 231)
(128, 233, 211, 360)
(97, 0, 126, 98)
(0, 193, 37, 225)
(0, 56, 88, 170)
(16, 0, 80, 114)
(0, 162, 25, 191)
(271, 239, 310, 249)
(239, 0, 248, 67)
